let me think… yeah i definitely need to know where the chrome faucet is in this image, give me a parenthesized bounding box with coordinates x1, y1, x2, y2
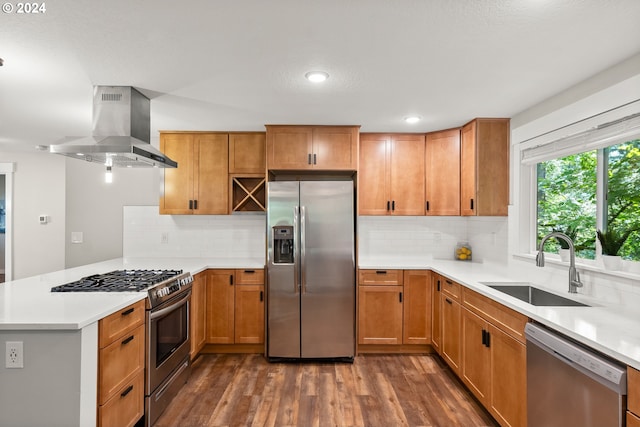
(536, 232, 583, 293)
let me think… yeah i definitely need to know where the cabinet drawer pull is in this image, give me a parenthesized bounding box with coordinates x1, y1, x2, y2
(244, 270, 255, 273)
(121, 308, 134, 316)
(375, 270, 387, 275)
(445, 279, 453, 285)
(445, 298, 453, 305)
(120, 385, 134, 398)
(121, 335, 134, 345)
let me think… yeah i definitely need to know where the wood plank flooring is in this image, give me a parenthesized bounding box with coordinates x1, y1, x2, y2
(154, 354, 497, 427)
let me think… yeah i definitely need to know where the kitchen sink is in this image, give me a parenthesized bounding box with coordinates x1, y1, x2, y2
(479, 282, 590, 307)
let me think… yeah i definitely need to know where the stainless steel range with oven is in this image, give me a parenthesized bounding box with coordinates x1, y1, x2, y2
(52, 269, 193, 427)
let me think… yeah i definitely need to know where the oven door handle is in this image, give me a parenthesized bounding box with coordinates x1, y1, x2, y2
(149, 291, 191, 321)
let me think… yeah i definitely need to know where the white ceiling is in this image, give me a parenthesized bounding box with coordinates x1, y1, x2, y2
(2, 0, 640, 152)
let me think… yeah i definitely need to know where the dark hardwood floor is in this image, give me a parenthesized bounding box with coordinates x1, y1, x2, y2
(154, 353, 497, 427)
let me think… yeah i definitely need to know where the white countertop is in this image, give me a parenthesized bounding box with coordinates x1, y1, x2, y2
(3, 256, 640, 370)
(0, 257, 265, 331)
(360, 258, 640, 370)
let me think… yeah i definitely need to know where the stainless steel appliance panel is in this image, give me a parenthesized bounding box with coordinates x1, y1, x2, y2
(526, 322, 626, 427)
(267, 181, 302, 358)
(299, 181, 355, 358)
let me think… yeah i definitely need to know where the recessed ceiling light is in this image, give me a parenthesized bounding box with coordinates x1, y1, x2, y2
(305, 71, 329, 83)
(404, 115, 422, 124)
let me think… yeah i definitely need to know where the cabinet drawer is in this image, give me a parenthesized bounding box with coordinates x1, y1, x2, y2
(99, 323, 145, 404)
(440, 277, 461, 300)
(235, 269, 264, 285)
(358, 269, 404, 285)
(462, 288, 528, 343)
(98, 370, 144, 427)
(629, 367, 640, 415)
(99, 300, 145, 348)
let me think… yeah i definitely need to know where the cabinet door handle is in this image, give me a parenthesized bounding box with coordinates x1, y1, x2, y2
(308, 154, 312, 165)
(121, 335, 134, 345)
(313, 153, 317, 165)
(437, 280, 440, 291)
(121, 308, 134, 316)
(120, 385, 134, 398)
(470, 199, 474, 210)
(486, 331, 491, 348)
(260, 291, 264, 302)
(482, 329, 487, 346)
(386, 201, 390, 211)
(189, 200, 193, 210)
(445, 298, 453, 305)
(230, 275, 234, 285)
(426, 201, 430, 211)
(392, 200, 395, 211)
(194, 200, 198, 210)
(399, 292, 403, 303)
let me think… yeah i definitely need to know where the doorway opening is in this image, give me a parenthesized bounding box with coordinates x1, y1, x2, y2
(0, 162, 14, 282)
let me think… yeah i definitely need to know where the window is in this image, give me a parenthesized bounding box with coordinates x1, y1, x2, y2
(535, 138, 640, 261)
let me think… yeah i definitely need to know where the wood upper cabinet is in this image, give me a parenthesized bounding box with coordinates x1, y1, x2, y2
(425, 128, 461, 215)
(460, 118, 510, 216)
(265, 125, 359, 171)
(205, 269, 265, 345)
(359, 133, 425, 215)
(189, 272, 207, 360)
(403, 270, 432, 345)
(228, 133, 266, 174)
(160, 132, 229, 215)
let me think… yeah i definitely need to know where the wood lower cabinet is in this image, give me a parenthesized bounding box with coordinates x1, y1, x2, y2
(403, 270, 431, 345)
(628, 367, 640, 427)
(265, 125, 359, 171)
(359, 134, 425, 215)
(425, 128, 461, 215)
(204, 269, 265, 348)
(431, 274, 442, 353)
(97, 300, 145, 427)
(460, 118, 510, 216)
(357, 269, 431, 350)
(441, 289, 462, 374)
(461, 287, 527, 427)
(190, 272, 207, 359)
(160, 132, 229, 215)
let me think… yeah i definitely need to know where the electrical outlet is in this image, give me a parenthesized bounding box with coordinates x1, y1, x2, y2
(6, 341, 23, 369)
(161, 232, 169, 244)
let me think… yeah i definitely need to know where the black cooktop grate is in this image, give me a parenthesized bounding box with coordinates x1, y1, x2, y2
(51, 269, 183, 292)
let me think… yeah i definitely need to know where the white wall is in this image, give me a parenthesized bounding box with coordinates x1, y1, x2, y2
(0, 151, 66, 279)
(65, 159, 159, 268)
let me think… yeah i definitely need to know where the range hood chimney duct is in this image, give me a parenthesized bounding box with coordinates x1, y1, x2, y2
(47, 86, 177, 168)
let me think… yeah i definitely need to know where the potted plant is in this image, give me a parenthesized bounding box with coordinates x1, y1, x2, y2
(552, 226, 578, 262)
(596, 227, 636, 270)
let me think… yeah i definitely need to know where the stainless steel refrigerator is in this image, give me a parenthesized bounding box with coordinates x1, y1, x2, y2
(266, 180, 355, 360)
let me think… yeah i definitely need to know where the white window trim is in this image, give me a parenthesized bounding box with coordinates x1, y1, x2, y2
(513, 100, 640, 278)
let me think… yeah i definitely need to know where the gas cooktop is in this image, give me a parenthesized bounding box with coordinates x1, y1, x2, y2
(51, 269, 184, 292)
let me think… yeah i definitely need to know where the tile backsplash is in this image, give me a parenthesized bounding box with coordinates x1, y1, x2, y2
(123, 206, 266, 259)
(123, 206, 509, 264)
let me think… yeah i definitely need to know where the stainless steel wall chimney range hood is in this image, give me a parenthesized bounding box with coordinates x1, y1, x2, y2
(48, 86, 177, 168)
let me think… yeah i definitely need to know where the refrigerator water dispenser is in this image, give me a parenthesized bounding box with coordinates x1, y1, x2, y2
(273, 225, 294, 264)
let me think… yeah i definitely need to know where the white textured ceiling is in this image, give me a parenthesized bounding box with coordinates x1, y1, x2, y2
(1, 0, 640, 151)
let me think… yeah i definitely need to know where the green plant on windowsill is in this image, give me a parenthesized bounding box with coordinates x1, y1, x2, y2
(596, 226, 638, 256)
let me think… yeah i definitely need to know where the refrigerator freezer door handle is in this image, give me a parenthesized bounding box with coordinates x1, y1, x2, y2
(300, 205, 307, 294)
(293, 206, 300, 294)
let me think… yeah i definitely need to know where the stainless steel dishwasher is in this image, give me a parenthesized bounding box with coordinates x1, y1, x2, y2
(525, 322, 627, 427)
